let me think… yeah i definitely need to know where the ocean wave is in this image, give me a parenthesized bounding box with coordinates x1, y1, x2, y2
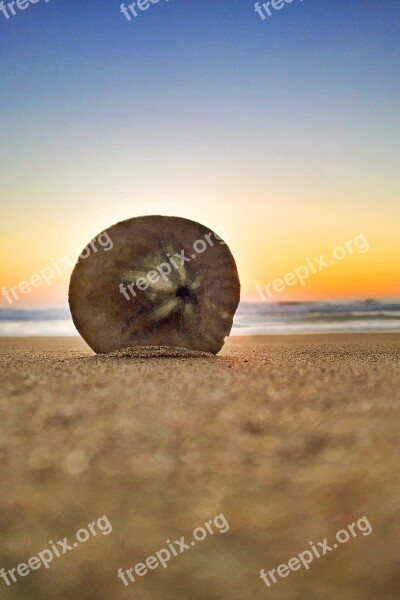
(1, 301, 400, 336)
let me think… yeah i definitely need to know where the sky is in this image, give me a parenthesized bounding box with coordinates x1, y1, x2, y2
(0, 0, 399, 306)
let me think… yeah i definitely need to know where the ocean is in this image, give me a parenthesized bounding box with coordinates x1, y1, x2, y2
(0, 300, 399, 336)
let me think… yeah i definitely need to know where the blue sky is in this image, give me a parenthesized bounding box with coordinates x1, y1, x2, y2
(1, 0, 399, 303)
(2, 1, 399, 129)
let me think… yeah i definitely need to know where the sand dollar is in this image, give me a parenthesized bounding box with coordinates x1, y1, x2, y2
(69, 216, 240, 354)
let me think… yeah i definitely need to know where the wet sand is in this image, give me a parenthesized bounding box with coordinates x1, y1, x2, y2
(0, 334, 399, 600)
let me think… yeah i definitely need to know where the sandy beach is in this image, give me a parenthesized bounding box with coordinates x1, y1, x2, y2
(1, 334, 399, 600)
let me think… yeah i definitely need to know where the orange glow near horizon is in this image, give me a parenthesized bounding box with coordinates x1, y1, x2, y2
(1, 186, 399, 307)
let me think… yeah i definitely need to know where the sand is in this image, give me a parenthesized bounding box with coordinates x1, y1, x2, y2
(0, 334, 399, 600)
